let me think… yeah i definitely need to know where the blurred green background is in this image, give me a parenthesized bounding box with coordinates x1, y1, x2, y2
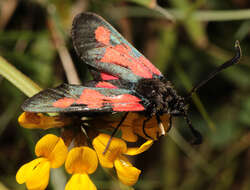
(1, 0, 250, 190)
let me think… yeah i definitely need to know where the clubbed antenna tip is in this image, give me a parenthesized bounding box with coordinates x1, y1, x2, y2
(187, 40, 242, 98)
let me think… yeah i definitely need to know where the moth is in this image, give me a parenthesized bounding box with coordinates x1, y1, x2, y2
(22, 12, 241, 144)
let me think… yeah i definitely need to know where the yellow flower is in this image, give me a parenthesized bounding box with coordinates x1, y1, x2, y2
(65, 147, 98, 190)
(18, 112, 72, 129)
(120, 113, 170, 142)
(114, 156, 141, 186)
(92, 133, 153, 186)
(16, 158, 50, 190)
(88, 113, 170, 142)
(17, 111, 159, 188)
(16, 134, 68, 190)
(125, 139, 154, 156)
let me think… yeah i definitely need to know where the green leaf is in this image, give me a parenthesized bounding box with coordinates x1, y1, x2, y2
(127, 0, 156, 8)
(0, 56, 42, 97)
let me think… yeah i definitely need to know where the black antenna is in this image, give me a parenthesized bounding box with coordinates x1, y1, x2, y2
(187, 41, 242, 98)
(184, 113, 202, 144)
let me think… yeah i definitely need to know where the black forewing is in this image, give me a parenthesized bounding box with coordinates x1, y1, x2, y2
(22, 84, 146, 113)
(71, 12, 162, 84)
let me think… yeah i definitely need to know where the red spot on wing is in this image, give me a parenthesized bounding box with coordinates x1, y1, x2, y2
(113, 103, 145, 111)
(109, 94, 145, 111)
(76, 89, 144, 110)
(95, 26, 110, 45)
(76, 89, 106, 109)
(109, 94, 141, 103)
(101, 73, 119, 80)
(138, 56, 161, 76)
(94, 25, 162, 78)
(96, 82, 118, 89)
(53, 98, 75, 108)
(100, 45, 153, 78)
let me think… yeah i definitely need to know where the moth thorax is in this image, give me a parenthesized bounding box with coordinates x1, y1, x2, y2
(136, 78, 179, 116)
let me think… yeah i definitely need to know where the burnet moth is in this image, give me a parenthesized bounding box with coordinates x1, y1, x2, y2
(22, 12, 242, 147)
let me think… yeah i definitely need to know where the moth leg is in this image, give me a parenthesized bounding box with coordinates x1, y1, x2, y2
(156, 115, 166, 137)
(167, 115, 173, 132)
(142, 117, 154, 139)
(184, 114, 203, 145)
(103, 112, 129, 154)
(80, 125, 92, 147)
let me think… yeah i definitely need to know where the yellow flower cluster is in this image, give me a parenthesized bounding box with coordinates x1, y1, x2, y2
(17, 112, 170, 190)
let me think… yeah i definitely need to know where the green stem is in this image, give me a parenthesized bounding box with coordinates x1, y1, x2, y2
(156, 5, 250, 21)
(113, 7, 250, 22)
(0, 56, 42, 97)
(0, 182, 9, 190)
(154, 4, 176, 22)
(162, 8, 250, 22)
(192, 9, 250, 22)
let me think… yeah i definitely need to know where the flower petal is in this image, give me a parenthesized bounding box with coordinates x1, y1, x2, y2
(125, 140, 154, 156)
(26, 160, 50, 190)
(18, 112, 72, 129)
(16, 157, 50, 190)
(114, 156, 141, 186)
(133, 114, 170, 140)
(92, 134, 127, 168)
(65, 173, 96, 190)
(16, 158, 47, 184)
(65, 147, 98, 174)
(120, 126, 138, 142)
(35, 134, 68, 168)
